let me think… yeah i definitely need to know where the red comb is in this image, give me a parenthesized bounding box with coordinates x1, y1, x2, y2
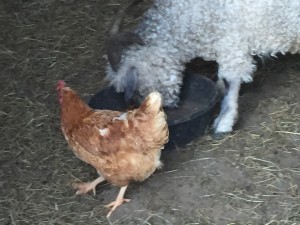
(57, 80, 65, 91)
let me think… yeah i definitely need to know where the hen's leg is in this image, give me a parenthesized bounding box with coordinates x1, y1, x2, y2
(105, 186, 131, 217)
(73, 176, 105, 195)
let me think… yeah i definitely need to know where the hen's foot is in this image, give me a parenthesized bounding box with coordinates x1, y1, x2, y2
(73, 176, 105, 195)
(105, 198, 131, 217)
(105, 186, 129, 217)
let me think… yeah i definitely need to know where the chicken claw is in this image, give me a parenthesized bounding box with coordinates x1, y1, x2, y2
(105, 198, 131, 217)
(73, 176, 105, 195)
(106, 186, 130, 217)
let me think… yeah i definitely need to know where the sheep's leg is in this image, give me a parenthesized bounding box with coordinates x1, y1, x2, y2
(216, 78, 228, 96)
(213, 51, 255, 138)
(212, 78, 241, 138)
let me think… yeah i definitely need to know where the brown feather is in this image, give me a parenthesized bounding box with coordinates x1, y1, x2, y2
(59, 85, 168, 187)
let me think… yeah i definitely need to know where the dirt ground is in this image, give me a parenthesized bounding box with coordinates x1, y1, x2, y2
(1, 1, 300, 224)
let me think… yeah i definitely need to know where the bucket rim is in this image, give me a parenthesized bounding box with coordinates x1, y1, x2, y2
(166, 75, 218, 126)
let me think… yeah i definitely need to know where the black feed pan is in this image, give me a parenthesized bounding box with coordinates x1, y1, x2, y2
(89, 73, 218, 149)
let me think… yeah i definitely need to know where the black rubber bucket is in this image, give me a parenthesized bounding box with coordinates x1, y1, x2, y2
(89, 73, 218, 149)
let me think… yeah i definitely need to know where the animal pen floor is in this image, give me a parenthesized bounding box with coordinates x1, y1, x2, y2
(1, 1, 300, 224)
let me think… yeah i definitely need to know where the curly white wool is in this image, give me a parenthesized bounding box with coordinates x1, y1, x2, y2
(106, 0, 300, 134)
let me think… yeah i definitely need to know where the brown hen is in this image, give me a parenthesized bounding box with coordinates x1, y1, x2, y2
(57, 80, 169, 217)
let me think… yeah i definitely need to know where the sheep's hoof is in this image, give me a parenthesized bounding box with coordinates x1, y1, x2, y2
(212, 132, 231, 140)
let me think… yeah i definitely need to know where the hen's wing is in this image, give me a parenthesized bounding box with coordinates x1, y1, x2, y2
(67, 110, 150, 185)
(67, 109, 122, 165)
(68, 99, 167, 187)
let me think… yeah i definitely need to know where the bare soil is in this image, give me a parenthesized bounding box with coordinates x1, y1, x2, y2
(0, 1, 299, 225)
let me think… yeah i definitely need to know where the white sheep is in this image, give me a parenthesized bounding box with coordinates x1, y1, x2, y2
(106, 0, 300, 136)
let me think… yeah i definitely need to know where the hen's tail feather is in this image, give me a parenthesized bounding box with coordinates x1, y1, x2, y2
(139, 91, 163, 115)
(139, 91, 168, 142)
(123, 91, 169, 148)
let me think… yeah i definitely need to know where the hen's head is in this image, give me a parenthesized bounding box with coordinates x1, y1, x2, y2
(57, 80, 66, 104)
